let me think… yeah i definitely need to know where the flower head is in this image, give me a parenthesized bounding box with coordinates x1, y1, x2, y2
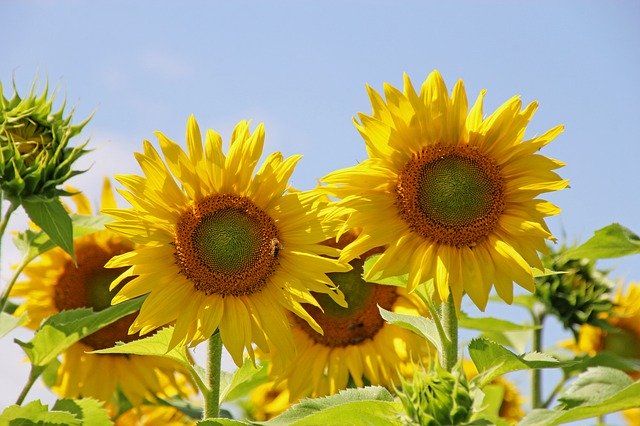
(535, 247, 613, 335)
(0, 80, 89, 200)
(105, 116, 347, 365)
(10, 179, 194, 408)
(398, 363, 472, 426)
(323, 70, 567, 310)
(269, 229, 433, 399)
(569, 283, 640, 375)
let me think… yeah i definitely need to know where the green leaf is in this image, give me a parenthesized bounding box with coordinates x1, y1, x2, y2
(378, 307, 442, 355)
(0, 311, 27, 338)
(468, 338, 577, 386)
(199, 419, 249, 425)
(519, 370, 640, 425)
(362, 254, 408, 286)
(0, 400, 82, 425)
(13, 213, 112, 260)
(564, 351, 640, 375)
(52, 398, 111, 426)
(558, 223, 640, 262)
(557, 367, 633, 408)
(258, 387, 402, 426)
(90, 325, 190, 366)
(15, 297, 144, 366)
(459, 312, 536, 332)
(220, 358, 269, 402)
(22, 196, 74, 258)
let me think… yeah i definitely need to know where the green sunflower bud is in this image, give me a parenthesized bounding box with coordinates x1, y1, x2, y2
(0, 80, 90, 201)
(398, 363, 472, 426)
(535, 246, 613, 335)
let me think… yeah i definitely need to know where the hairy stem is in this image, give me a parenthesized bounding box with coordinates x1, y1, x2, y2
(441, 293, 458, 371)
(203, 332, 223, 419)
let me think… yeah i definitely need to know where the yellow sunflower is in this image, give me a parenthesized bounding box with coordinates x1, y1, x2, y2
(115, 405, 196, 426)
(463, 360, 525, 425)
(570, 282, 640, 377)
(104, 116, 347, 366)
(246, 379, 291, 421)
(322, 70, 567, 310)
(10, 179, 195, 408)
(269, 229, 434, 400)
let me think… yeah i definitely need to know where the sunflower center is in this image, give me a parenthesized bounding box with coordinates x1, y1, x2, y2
(53, 235, 139, 350)
(396, 144, 505, 247)
(295, 256, 398, 348)
(174, 194, 280, 297)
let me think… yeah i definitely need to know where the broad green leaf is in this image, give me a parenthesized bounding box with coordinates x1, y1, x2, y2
(13, 213, 112, 260)
(479, 330, 531, 353)
(91, 325, 190, 366)
(258, 386, 401, 426)
(459, 312, 536, 332)
(557, 223, 640, 262)
(15, 297, 144, 366)
(0, 311, 27, 338)
(0, 400, 81, 425)
(22, 196, 74, 258)
(378, 307, 442, 355)
(362, 254, 408, 286)
(220, 358, 269, 402)
(468, 338, 577, 386)
(564, 351, 640, 375)
(52, 398, 111, 426)
(557, 367, 632, 408)
(519, 374, 640, 425)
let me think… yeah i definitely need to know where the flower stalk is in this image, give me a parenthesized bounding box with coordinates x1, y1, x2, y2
(204, 331, 223, 419)
(441, 294, 458, 371)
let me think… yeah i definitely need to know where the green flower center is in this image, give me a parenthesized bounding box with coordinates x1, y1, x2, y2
(396, 144, 505, 247)
(175, 194, 280, 297)
(418, 155, 495, 227)
(194, 209, 262, 274)
(296, 254, 398, 348)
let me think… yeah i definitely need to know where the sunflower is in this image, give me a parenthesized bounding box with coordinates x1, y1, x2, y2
(10, 179, 195, 408)
(270, 229, 433, 399)
(245, 379, 291, 421)
(115, 405, 196, 426)
(569, 282, 640, 378)
(104, 116, 347, 366)
(322, 70, 567, 310)
(463, 360, 525, 425)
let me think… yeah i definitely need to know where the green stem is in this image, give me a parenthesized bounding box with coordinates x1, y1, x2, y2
(203, 332, 223, 419)
(0, 256, 29, 313)
(0, 198, 20, 275)
(441, 293, 458, 371)
(16, 365, 44, 405)
(531, 305, 545, 409)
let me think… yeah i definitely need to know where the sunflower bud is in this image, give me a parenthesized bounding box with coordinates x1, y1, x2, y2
(398, 363, 472, 426)
(0, 80, 90, 201)
(534, 247, 613, 335)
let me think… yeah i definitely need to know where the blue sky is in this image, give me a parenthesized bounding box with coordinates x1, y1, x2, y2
(1, 0, 639, 418)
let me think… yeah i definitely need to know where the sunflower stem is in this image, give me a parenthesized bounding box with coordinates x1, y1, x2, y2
(204, 331, 223, 419)
(0, 198, 21, 312)
(16, 365, 44, 405)
(441, 293, 458, 371)
(531, 304, 545, 409)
